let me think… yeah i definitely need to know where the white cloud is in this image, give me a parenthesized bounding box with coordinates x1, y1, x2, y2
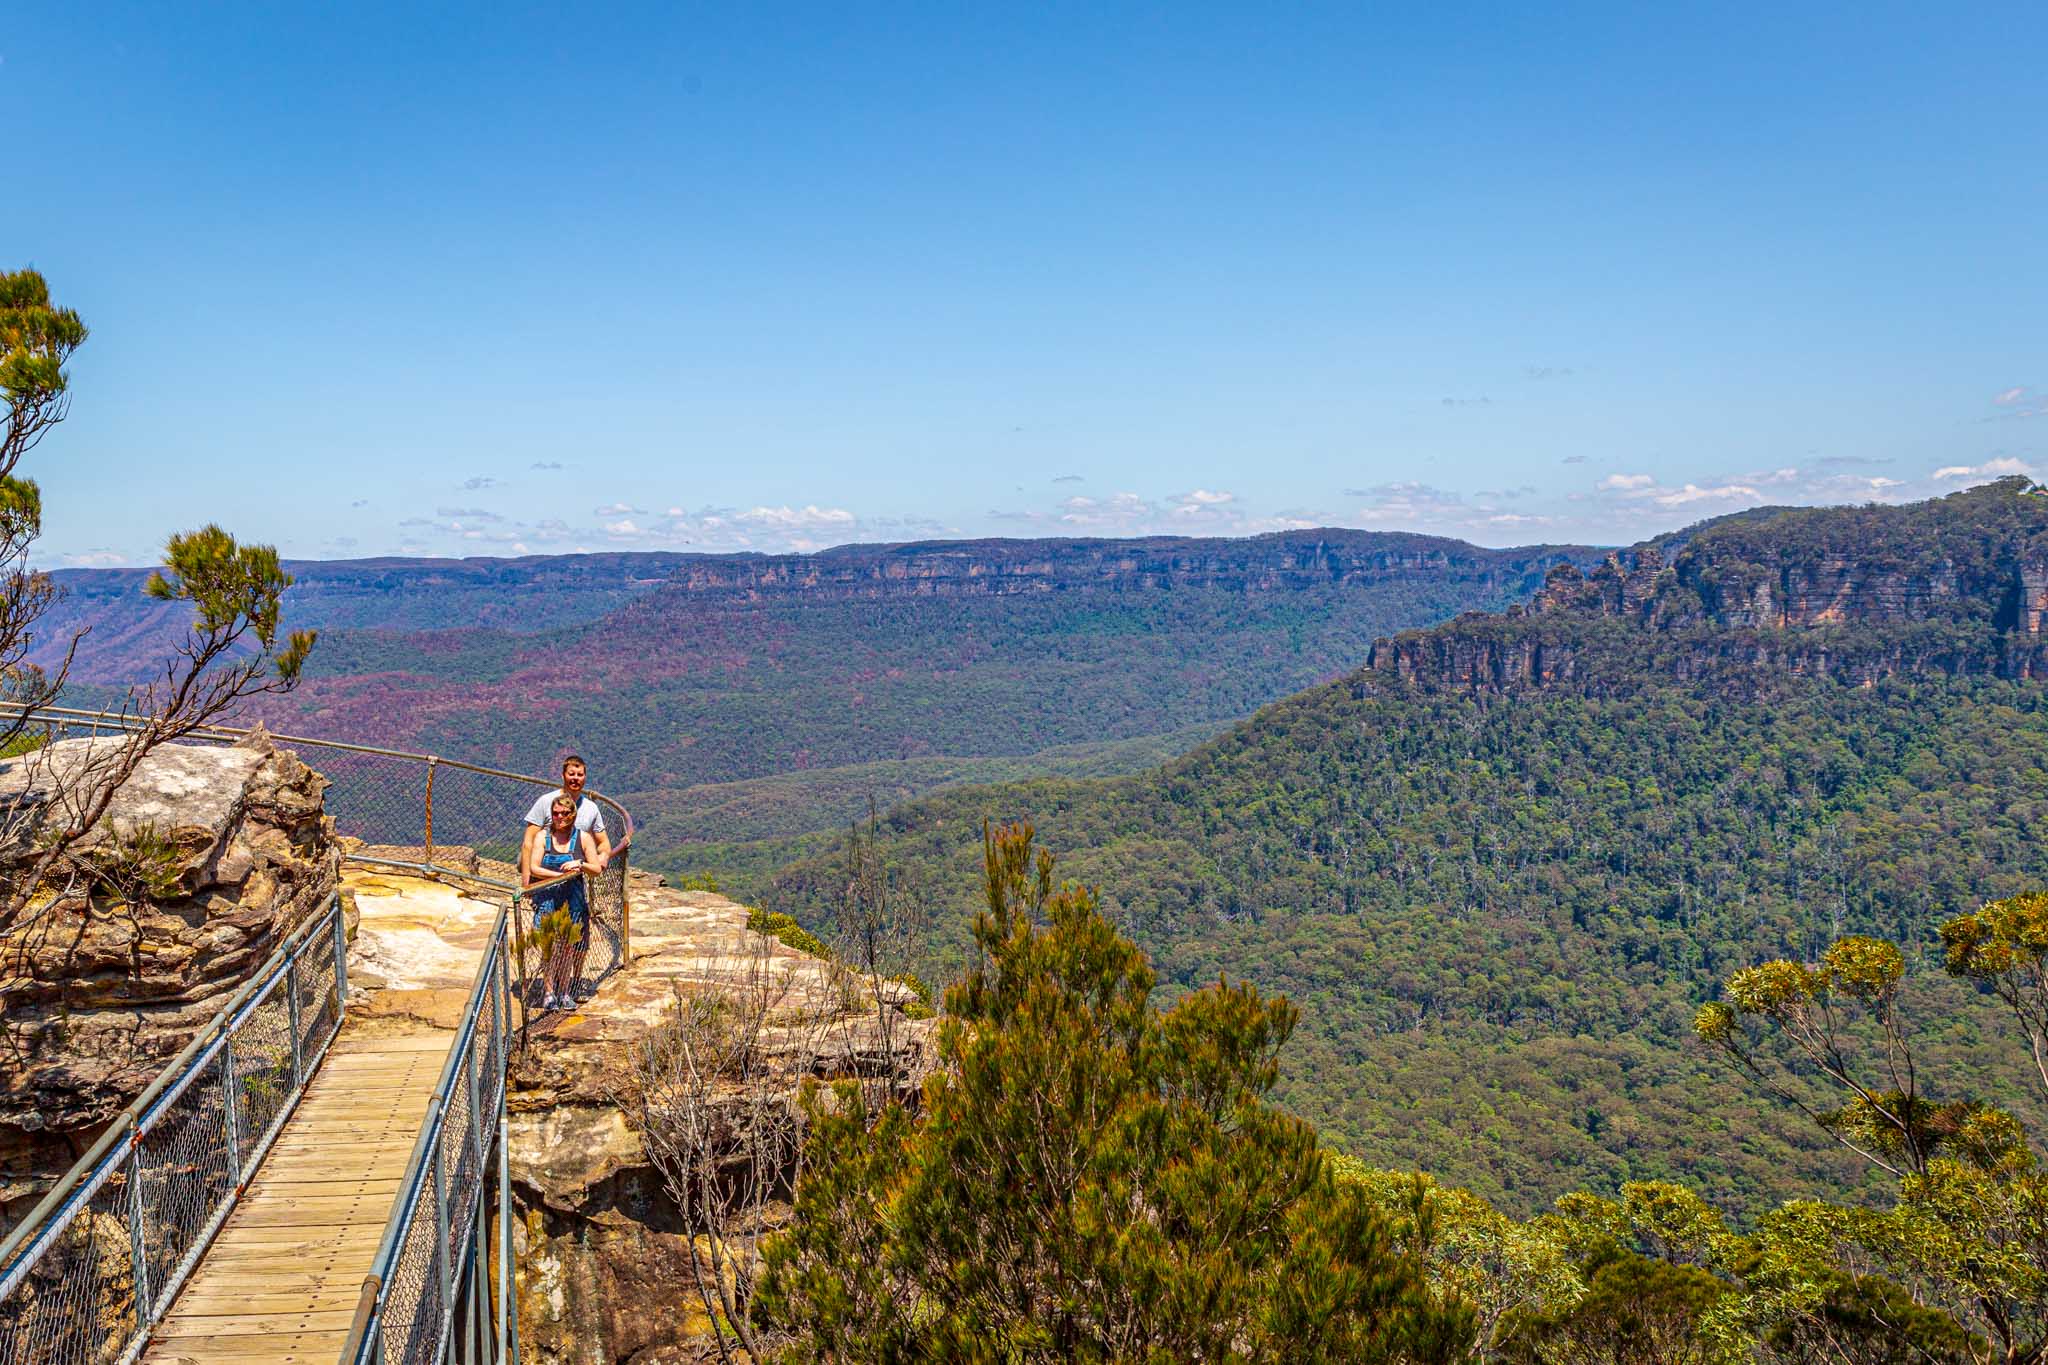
(1934, 457, 2035, 481)
(1650, 483, 1762, 507)
(62, 549, 129, 567)
(1355, 482, 1471, 525)
(735, 505, 857, 529)
(593, 502, 644, 517)
(1600, 473, 1655, 491)
(1995, 387, 2028, 406)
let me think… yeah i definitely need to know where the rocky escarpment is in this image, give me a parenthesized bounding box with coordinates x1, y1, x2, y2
(1367, 480, 2048, 694)
(0, 733, 338, 1229)
(506, 886, 934, 1365)
(653, 530, 1594, 602)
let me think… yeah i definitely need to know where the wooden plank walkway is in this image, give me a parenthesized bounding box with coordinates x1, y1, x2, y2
(140, 1027, 454, 1364)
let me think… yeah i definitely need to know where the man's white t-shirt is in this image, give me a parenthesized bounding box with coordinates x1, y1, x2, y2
(524, 790, 607, 837)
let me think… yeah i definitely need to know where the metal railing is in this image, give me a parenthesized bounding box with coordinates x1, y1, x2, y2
(0, 703, 646, 1364)
(5, 703, 636, 988)
(0, 893, 349, 1365)
(339, 896, 519, 1365)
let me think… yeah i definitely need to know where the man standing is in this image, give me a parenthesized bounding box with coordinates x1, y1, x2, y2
(522, 754, 611, 997)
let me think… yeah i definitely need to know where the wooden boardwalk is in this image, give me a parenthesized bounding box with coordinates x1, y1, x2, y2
(140, 1026, 454, 1364)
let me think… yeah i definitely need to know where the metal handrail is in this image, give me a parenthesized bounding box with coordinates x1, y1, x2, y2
(339, 896, 518, 1364)
(0, 892, 348, 1364)
(0, 702, 636, 858)
(0, 702, 643, 1364)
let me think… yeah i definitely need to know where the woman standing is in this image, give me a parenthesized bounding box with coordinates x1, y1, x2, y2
(524, 793, 597, 1009)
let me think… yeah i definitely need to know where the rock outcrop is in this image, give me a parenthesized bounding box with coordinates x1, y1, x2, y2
(505, 885, 934, 1365)
(1366, 479, 2048, 694)
(0, 733, 338, 1229)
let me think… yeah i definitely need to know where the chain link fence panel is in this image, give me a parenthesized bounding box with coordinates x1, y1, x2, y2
(0, 900, 346, 1365)
(2, 707, 618, 1365)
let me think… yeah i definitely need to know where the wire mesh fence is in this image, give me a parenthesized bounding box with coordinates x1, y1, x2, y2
(0, 897, 347, 1365)
(0, 705, 630, 1364)
(345, 903, 517, 1365)
(9, 704, 636, 994)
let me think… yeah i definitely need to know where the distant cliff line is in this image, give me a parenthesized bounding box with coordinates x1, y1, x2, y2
(48, 529, 1600, 613)
(1366, 480, 2048, 693)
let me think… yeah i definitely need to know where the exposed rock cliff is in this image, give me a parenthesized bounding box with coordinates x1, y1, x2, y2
(652, 530, 1588, 602)
(506, 886, 934, 1364)
(1366, 480, 2048, 693)
(0, 733, 338, 1228)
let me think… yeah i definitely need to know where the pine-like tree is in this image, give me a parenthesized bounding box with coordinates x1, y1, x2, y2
(757, 820, 1471, 1363)
(0, 268, 315, 936)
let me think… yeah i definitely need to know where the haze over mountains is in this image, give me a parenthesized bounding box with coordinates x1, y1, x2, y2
(50, 488, 2048, 1221)
(38, 529, 1597, 870)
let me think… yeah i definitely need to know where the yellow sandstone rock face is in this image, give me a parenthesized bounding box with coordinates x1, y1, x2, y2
(0, 734, 337, 1231)
(504, 885, 935, 1363)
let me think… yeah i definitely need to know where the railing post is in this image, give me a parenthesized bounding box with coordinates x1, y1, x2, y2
(432, 1124, 453, 1331)
(335, 896, 351, 1007)
(424, 755, 439, 865)
(497, 1114, 512, 1363)
(467, 1031, 487, 1191)
(495, 930, 513, 1079)
(285, 950, 306, 1087)
(125, 1137, 153, 1329)
(218, 1034, 244, 1181)
(511, 895, 531, 1045)
(618, 847, 632, 966)
(470, 1205, 486, 1362)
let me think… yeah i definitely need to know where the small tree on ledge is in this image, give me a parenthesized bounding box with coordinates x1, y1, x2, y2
(755, 820, 1470, 1363)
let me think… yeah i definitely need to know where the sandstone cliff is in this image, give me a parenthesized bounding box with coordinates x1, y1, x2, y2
(504, 886, 933, 1364)
(1366, 480, 2048, 694)
(0, 733, 339, 1229)
(651, 530, 1588, 602)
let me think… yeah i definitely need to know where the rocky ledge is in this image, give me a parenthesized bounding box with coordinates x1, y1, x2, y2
(0, 732, 338, 1229)
(336, 868, 936, 1364)
(507, 884, 935, 1365)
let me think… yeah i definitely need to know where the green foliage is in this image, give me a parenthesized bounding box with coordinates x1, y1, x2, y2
(145, 524, 316, 683)
(765, 665, 2048, 1212)
(80, 823, 186, 903)
(745, 907, 829, 961)
(1701, 911, 2048, 1362)
(1504, 1251, 1726, 1365)
(0, 268, 87, 446)
(890, 972, 934, 1019)
(672, 869, 724, 893)
(521, 905, 579, 961)
(1325, 1162, 1990, 1362)
(756, 822, 1470, 1362)
(0, 268, 85, 739)
(0, 725, 44, 759)
(0, 471, 41, 546)
(1337, 1161, 1583, 1358)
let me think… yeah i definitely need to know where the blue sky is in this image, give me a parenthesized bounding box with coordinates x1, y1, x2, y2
(8, 2, 2046, 563)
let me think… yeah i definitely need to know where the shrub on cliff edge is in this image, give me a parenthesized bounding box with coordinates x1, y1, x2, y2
(755, 820, 1468, 1363)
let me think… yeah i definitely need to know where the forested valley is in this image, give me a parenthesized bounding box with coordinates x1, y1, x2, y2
(758, 481, 2048, 1218)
